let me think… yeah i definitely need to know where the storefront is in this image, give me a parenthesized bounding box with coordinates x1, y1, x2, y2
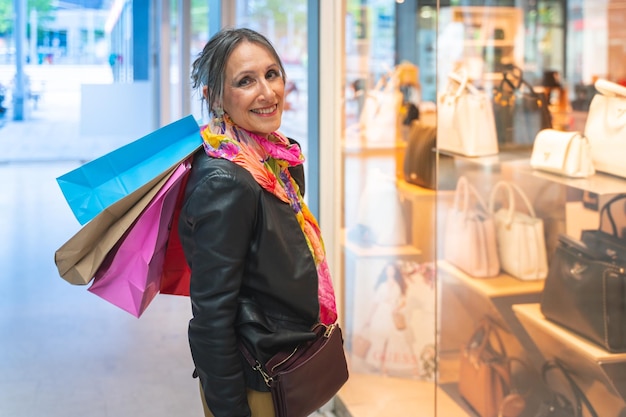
(6, 0, 626, 415)
(336, 1, 626, 416)
(103, 1, 626, 415)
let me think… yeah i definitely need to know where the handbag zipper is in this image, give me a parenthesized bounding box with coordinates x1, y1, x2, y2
(270, 324, 335, 374)
(253, 323, 336, 387)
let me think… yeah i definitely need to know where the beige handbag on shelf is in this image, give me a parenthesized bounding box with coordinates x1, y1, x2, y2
(437, 70, 499, 157)
(584, 78, 626, 178)
(488, 181, 548, 281)
(444, 176, 500, 278)
(530, 129, 595, 178)
(359, 70, 403, 145)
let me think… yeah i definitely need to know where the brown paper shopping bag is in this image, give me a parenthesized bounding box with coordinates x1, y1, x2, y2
(54, 166, 177, 285)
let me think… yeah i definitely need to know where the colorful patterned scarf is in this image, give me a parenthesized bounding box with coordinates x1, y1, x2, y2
(201, 115, 337, 325)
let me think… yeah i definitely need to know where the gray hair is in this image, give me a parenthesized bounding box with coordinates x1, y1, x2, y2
(190, 27, 286, 117)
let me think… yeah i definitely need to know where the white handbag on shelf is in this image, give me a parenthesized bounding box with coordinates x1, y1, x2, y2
(437, 70, 499, 157)
(355, 168, 408, 246)
(444, 176, 500, 278)
(584, 78, 626, 178)
(488, 181, 548, 281)
(359, 71, 403, 145)
(530, 129, 595, 178)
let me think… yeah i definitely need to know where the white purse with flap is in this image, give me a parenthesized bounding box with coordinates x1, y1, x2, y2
(530, 129, 595, 178)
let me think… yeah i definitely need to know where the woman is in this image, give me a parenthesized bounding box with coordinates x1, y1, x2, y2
(179, 27, 338, 417)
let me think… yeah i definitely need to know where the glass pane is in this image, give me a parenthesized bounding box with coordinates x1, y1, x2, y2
(1, 1, 145, 156)
(436, 1, 626, 417)
(234, 0, 309, 156)
(340, 0, 626, 416)
(341, 1, 438, 415)
(190, 0, 211, 122)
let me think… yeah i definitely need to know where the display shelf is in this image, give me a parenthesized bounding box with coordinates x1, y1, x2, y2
(438, 149, 531, 168)
(513, 303, 626, 415)
(438, 259, 544, 297)
(437, 260, 545, 364)
(438, 6, 524, 82)
(395, 179, 454, 261)
(342, 228, 421, 258)
(502, 158, 626, 196)
(342, 138, 407, 156)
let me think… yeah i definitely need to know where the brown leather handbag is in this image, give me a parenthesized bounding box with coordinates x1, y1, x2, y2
(240, 323, 349, 417)
(458, 319, 526, 417)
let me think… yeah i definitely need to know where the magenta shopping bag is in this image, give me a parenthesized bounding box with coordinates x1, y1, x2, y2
(88, 161, 190, 317)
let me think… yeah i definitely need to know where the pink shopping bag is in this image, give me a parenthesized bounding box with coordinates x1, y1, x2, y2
(88, 161, 190, 317)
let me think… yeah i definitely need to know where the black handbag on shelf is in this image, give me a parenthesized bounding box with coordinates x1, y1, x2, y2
(581, 193, 626, 264)
(534, 360, 598, 417)
(402, 120, 456, 190)
(540, 233, 626, 352)
(492, 65, 552, 149)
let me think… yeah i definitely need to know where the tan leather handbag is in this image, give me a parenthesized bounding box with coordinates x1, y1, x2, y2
(458, 319, 526, 417)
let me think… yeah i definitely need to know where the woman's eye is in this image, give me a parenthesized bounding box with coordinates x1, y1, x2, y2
(267, 70, 281, 80)
(237, 77, 252, 87)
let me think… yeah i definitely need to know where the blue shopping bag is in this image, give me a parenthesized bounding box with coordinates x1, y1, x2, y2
(57, 114, 202, 225)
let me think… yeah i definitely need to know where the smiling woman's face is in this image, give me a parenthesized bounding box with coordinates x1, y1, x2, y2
(221, 41, 285, 138)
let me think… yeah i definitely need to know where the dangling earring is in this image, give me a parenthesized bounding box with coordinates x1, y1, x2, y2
(212, 107, 224, 122)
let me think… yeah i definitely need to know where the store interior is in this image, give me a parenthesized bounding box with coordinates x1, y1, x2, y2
(339, 1, 626, 417)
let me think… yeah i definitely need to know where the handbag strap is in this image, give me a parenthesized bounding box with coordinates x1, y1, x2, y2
(448, 69, 483, 97)
(488, 181, 537, 223)
(594, 79, 626, 98)
(238, 339, 276, 387)
(467, 317, 508, 359)
(541, 360, 599, 417)
(453, 176, 489, 218)
(598, 193, 626, 237)
(497, 65, 548, 106)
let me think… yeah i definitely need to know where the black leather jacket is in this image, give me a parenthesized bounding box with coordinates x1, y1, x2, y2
(178, 147, 320, 417)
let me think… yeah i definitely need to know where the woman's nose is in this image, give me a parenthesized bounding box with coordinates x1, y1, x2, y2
(258, 79, 275, 100)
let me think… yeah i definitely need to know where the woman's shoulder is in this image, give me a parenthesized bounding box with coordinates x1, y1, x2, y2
(189, 149, 256, 183)
(185, 149, 260, 196)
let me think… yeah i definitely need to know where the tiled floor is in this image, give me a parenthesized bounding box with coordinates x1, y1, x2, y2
(0, 162, 204, 416)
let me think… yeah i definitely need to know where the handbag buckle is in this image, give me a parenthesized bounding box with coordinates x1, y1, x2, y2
(569, 262, 588, 278)
(324, 324, 336, 338)
(254, 361, 273, 387)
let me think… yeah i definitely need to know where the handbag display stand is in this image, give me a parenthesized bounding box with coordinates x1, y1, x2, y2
(437, 260, 546, 370)
(514, 303, 626, 417)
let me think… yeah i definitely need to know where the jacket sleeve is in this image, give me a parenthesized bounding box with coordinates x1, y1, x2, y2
(179, 163, 258, 417)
